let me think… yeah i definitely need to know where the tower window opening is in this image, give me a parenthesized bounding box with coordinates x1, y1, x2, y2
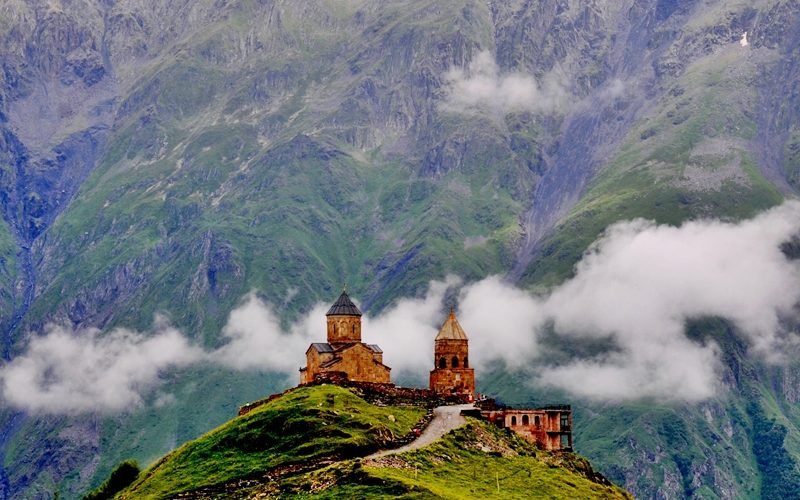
(534, 415, 540, 426)
(452, 356, 459, 368)
(439, 357, 447, 369)
(463, 356, 468, 367)
(511, 416, 517, 426)
(522, 415, 529, 425)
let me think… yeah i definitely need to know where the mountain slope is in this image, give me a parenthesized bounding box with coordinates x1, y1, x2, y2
(0, 1, 799, 499)
(109, 384, 628, 499)
(119, 384, 425, 498)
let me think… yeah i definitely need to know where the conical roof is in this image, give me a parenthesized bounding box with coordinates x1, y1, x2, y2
(435, 309, 468, 340)
(326, 290, 362, 316)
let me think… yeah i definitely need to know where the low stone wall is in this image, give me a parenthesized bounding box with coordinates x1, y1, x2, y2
(238, 377, 471, 416)
(335, 380, 470, 408)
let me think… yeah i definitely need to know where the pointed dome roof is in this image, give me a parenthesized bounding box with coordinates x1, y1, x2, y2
(435, 309, 468, 341)
(326, 290, 362, 316)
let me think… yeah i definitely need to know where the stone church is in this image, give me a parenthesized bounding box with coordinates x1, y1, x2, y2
(294, 288, 572, 451)
(299, 289, 391, 384)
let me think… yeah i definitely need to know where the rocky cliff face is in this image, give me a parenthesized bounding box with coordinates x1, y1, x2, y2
(0, 1, 799, 498)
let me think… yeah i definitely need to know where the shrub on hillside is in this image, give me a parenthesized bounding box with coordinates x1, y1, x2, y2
(82, 460, 140, 500)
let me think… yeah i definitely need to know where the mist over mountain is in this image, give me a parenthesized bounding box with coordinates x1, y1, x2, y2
(1, 0, 799, 498)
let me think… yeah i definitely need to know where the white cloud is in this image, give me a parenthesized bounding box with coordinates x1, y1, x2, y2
(598, 78, 626, 101)
(440, 50, 569, 115)
(1, 319, 203, 414)
(366, 277, 460, 381)
(4, 202, 799, 412)
(458, 276, 544, 368)
(546, 203, 800, 351)
(153, 391, 177, 408)
(213, 292, 320, 372)
(458, 201, 800, 401)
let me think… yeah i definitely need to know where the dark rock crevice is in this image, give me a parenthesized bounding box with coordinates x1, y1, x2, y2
(507, 0, 680, 280)
(0, 1, 119, 352)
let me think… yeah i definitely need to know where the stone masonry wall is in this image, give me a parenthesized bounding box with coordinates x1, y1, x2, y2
(327, 315, 361, 343)
(429, 367, 475, 395)
(333, 343, 390, 384)
(433, 338, 470, 369)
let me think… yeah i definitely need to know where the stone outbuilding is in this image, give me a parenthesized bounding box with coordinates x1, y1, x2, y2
(429, 309, 475, 398)
(299, 290, 391, 385)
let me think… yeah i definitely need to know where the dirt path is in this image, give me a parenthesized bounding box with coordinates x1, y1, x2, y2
(367, 404, 475, 459)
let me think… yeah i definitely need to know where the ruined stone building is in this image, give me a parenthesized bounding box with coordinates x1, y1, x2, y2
(299, 290, 391, 384)
(479, 406, 573, 451)
(429, 309, 475, 398)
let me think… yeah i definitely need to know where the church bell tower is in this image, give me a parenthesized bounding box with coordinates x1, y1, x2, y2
(429, 308, 475, 398)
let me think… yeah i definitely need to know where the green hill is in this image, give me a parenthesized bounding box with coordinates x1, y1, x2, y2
(106, 385, 628, 499)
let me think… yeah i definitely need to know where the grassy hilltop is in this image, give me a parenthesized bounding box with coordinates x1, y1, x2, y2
(100, 385, 628, 499)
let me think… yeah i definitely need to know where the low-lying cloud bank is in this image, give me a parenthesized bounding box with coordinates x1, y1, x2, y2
(4, 202, 799, 413)
(2, 318, 203, 414)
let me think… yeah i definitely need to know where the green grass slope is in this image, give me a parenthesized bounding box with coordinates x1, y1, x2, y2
(119, 384, 425, 499)
(113, 385, 628, 499)
(280, 419, 629, 499)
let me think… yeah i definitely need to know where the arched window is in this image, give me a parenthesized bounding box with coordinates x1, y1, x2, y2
(522, 415, 529, 425)
(439, 357, 447, 369)
(463, 356, 469, 367)
(534, 415, 540, 426)
(452, 356, 459, 368)
(511, 416, 517, 426)
(352, 324, 355, 335)
(333, 323, 337, 335)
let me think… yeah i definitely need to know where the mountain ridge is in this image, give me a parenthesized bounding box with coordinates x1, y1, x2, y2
(0, 1, 799, 498)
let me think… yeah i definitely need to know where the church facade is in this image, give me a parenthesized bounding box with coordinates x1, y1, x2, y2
(299, 290, 391, 385)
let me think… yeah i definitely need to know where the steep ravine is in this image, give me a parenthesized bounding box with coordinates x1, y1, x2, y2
(0, 127, 111, 353)
(0, 4, 117, 496)
(752, 3, 800, 195)
(506, 2, 670, 279)
(0, 0, 117, 351)
(509, 0, 789, 279)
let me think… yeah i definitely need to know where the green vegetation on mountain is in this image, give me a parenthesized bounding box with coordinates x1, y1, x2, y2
(1, 0, 799, 498)
(749, 401, 800, 498)
(524, 45, 784, 286)
(113, 385, 627, 499)
(323, 422, 628, 499)
(120, 385, 425, 498)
